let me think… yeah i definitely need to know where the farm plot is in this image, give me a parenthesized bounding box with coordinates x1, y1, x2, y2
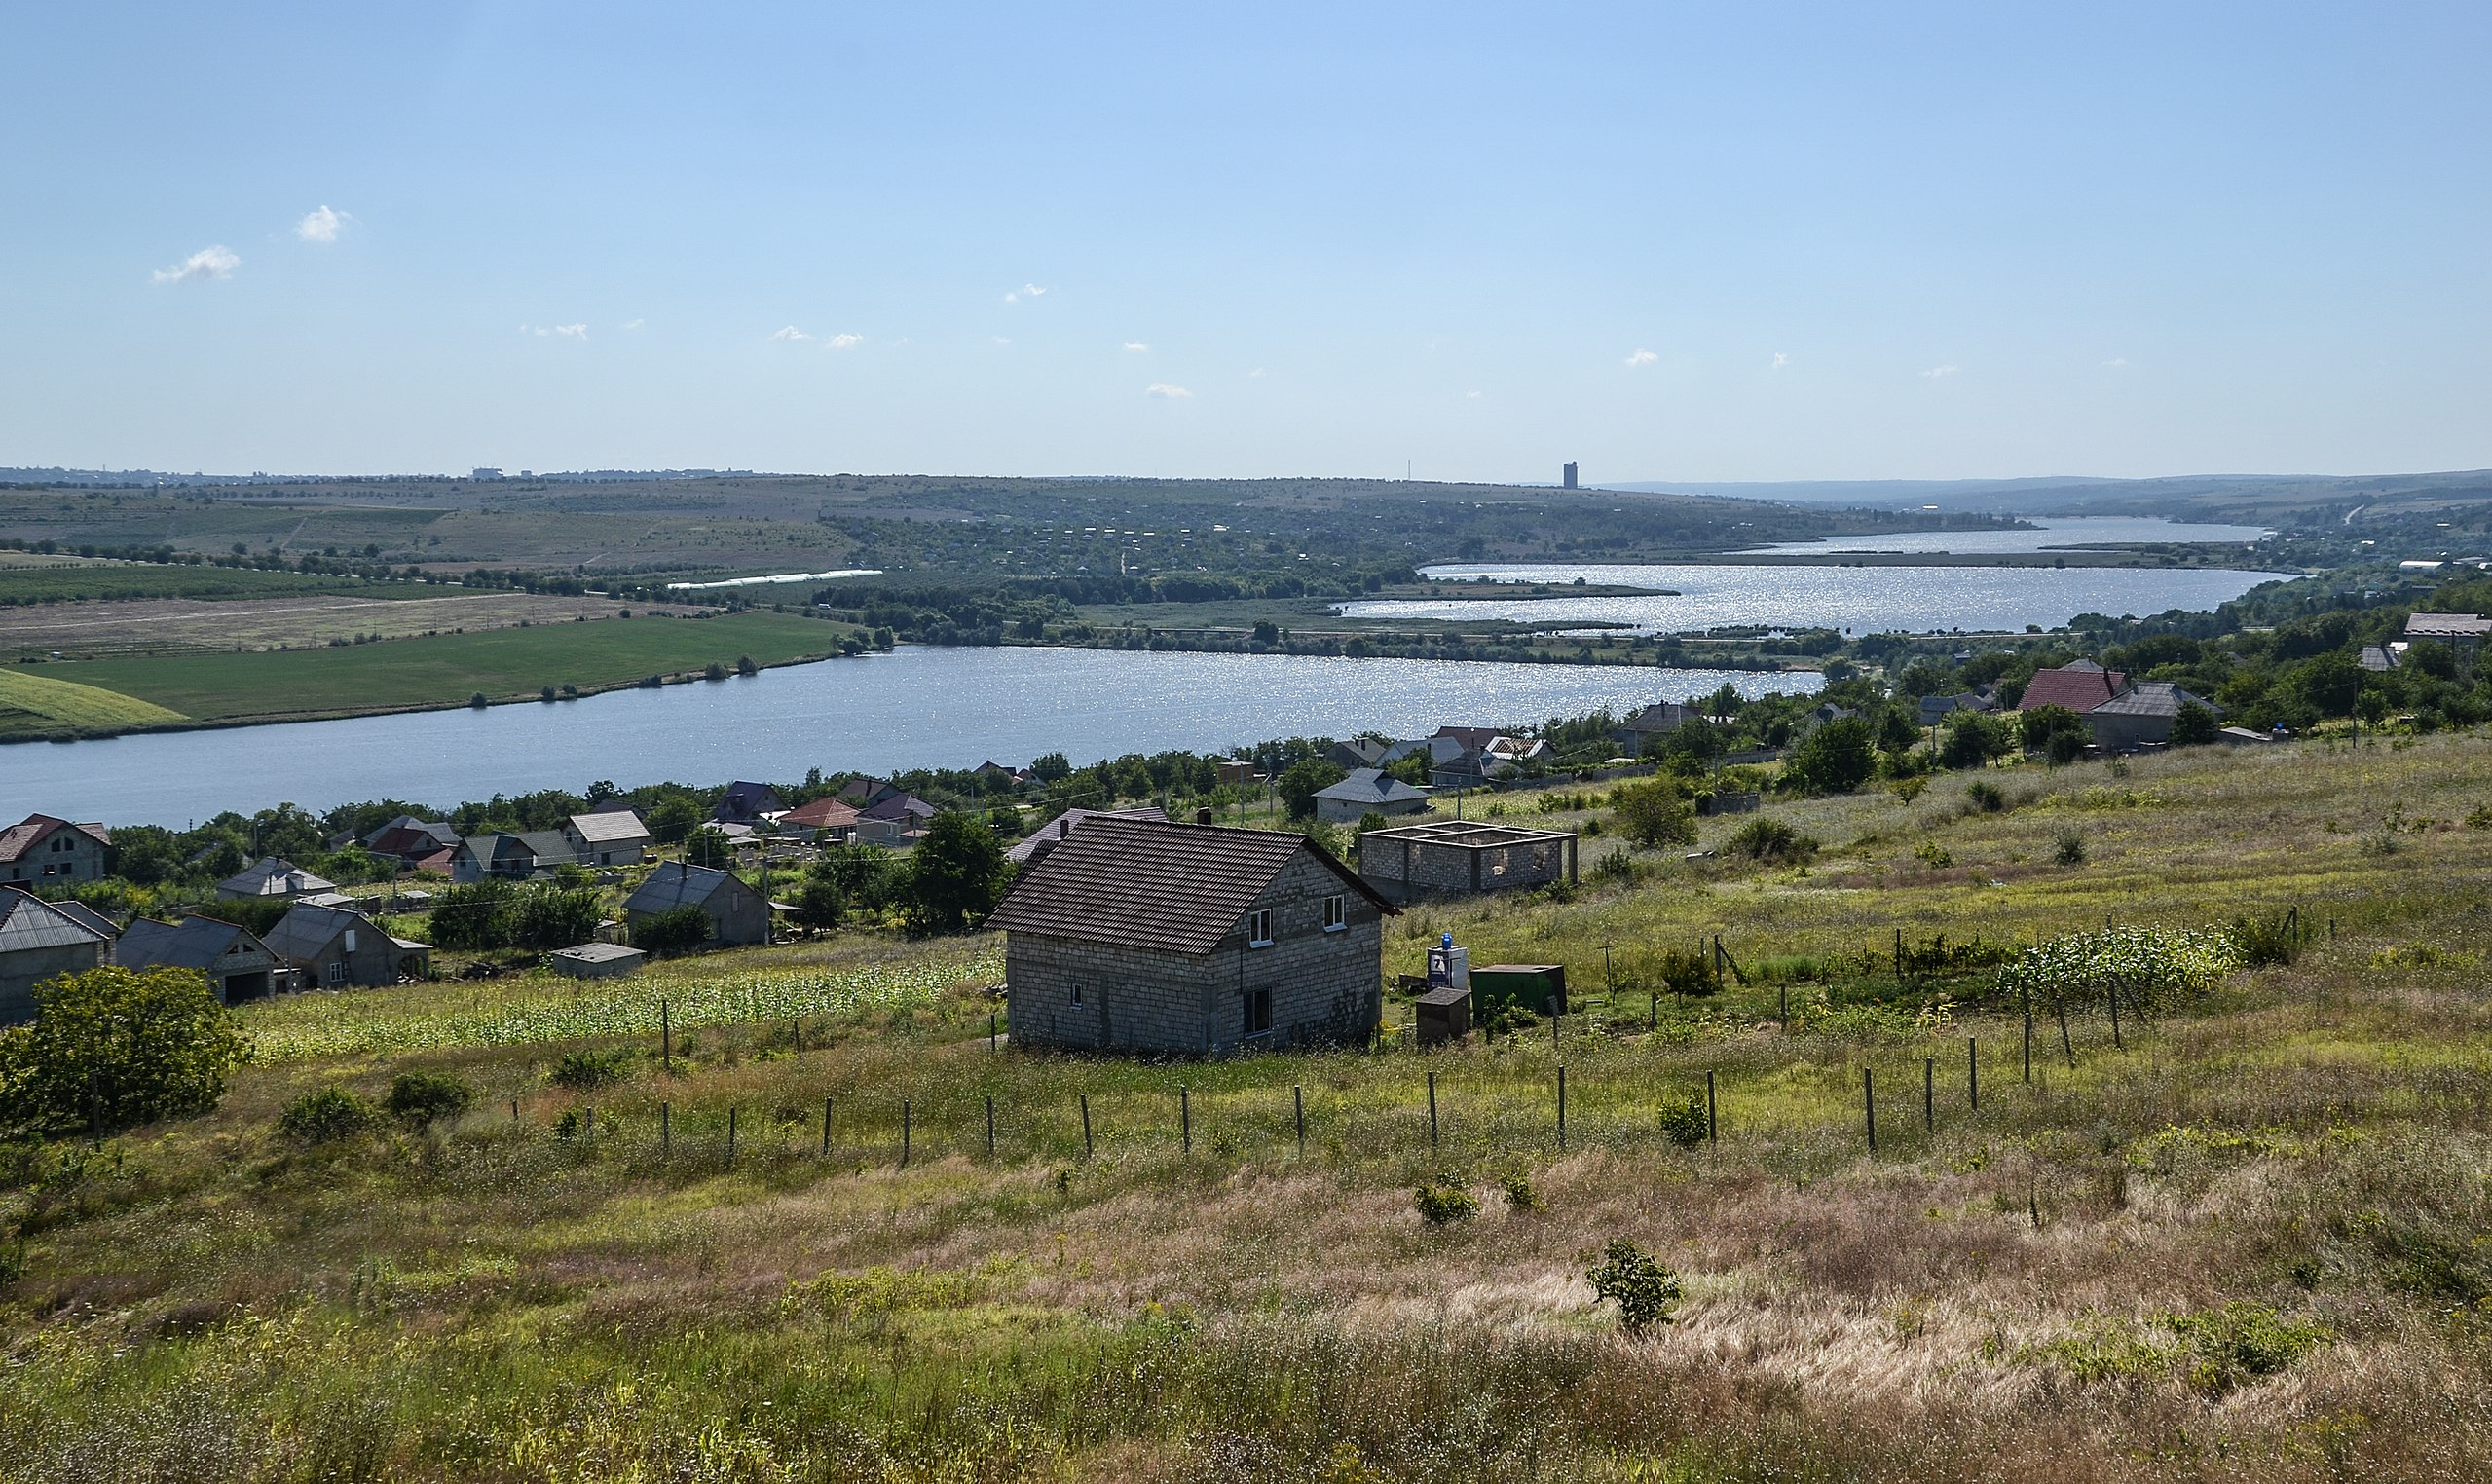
(0, 591, 706, 658)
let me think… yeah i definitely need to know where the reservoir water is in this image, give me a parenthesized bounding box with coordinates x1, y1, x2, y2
(1747, 515, 2273, 557)
(1343, 560, 2288, 637)
(1, 648, 1820, 827)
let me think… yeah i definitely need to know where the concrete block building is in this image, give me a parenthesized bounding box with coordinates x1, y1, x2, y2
(991, 817, 1394, 1055)
(1355, 821, 1579, 904)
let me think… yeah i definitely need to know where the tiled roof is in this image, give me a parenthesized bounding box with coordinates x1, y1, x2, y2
(0, 888, 111, 954)
(217, 858, 336, 897)
(782, 797, 861, 830)
(986, 817, 1391, 955)
(48, 900, 119, 940)
(2090, 682, 2221, 720)
(260, 903, 371, 961)
(0, 813, 107, 865)
(2018, 665, 2130, 713)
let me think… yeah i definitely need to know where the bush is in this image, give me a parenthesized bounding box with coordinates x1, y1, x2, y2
(1277, 759, 1348, 821)
(1939, 711, 2013, 769)
(1610, 778, 1696, 848)
(2054, 831, 2087, 866)
(1502, 1173, 1540, 1211)
(384, 1071, 472, 1127)
(1590, 846, 1641, 884)
(1724, 817, 1816, 866)
(2228, 909, 2307, 968)
(2172, 702, 2220, 746)
(279, 1085, 378, 1143)
(1586, 1239, 1682, 1332)
(551, 1048, 636, 1091)
(1657, 1094, 1709, 1148)
(632, 905, 714, 956)
(1414, 1180, 1479, 1226)
(428, 878, 517, 951)
(0, 966, 249, 1135)
(1783, 717, 1878, 795)
(899, 813, 1012, 935)
(1654, 946, 1722, 998)
(1966, 780, 2006, 813)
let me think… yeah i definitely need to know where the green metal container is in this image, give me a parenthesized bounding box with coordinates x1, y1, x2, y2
(1470, 963, 1568, 1014)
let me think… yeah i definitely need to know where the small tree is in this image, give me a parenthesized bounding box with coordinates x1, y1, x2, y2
(647, 796, 703, 845)
(1611, 778, 1697, 848)
(428, 878, 517, 951)
(2171, 702, 2220, 747)
(1939, 711, 2013, 770)
(1278, 759, 1349, 821)
(684, 826, 736, 870)
(279, 1085, 377, 1143)
(1586, 1239, 1682, 1332)
(0, 966, 248, 1135)
(1784, 718, 1878, 795)
(2020, 704, 2091, 761)
(511, 884, 602, 949)
(633, 905, 714, 956)
(385, 1071, 473, 1127)
(900, 813, 1012, 935)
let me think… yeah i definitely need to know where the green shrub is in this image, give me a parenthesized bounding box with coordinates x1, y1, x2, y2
(278, 1085, 378, 1143)
(1657, 1094, 1709, 1148)
(0, 966, 248, 1135)
(2054, 831, 2087, 866)
(1502, 1173, 1540, 1211)
(550, 1048, 636, 1091)
(1586, 1239, 1682, 1332)
(1414, 1180, 1479, 1226)
(1610, 778, 1696, 848)
(1965, 780, 2006, 813)
(1724, 817, 1816, 865)
(383, 1071, 472, 1127)
(632, 904, 714, 956)
(2228, 909, 2306, 968)
(1914, 838, 1953, 868)
(1654, 946, 1722, 999)
(1590, 846, 1641, 884)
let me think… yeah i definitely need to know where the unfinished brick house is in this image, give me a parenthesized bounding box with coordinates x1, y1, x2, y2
(989, 817, 1394, 1055)
(1355, 820, 1579, 904)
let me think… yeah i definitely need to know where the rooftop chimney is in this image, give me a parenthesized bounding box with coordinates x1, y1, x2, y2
(1196, 807, 1214, 826)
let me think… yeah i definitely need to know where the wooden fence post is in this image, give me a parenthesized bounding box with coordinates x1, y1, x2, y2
(660, 999, 671, 1073)
(1080, 1094, 1093, 1160)
(661, 1101, 670, 1154)
(2108, 984, 2123, 1050)
(1428, 1070, 1439, 1147)
(1863, 1067, 1877, 1152)
(792, 1020, 802, 1065)
(901, 1100, 911, 1168)
(1556, 1064, 1568, 1148)
(1705, 1069, 1717, 1143)
(1967, 1036, 1979, 1111)
(1180, 1086, 1191, 1155)
(2055, 992, 2076, 1069)
(1294, 1085, 1307, 1152)
(726, 1106, 738, 1165)
(2021, 988, 2033, 1083)
(821, 1095, 832, 1157)
(990, 1012, 998, 1053)
(986, 1094, 995, 1158)
(1923, 1057, 1935, 1132)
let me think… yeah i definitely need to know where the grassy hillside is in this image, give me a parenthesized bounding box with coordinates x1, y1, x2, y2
(0, 664, 185, 737)
(5, 734, 2490, 1479)
(19, 610, 852, 734)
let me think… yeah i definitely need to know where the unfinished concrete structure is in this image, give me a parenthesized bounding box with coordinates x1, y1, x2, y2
(1355, 821, 1578, 905)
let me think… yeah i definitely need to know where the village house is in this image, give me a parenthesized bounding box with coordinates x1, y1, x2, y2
(562, 809, 651, 866)
(1325, 737, 1393, 771)
(1614, 701, 1695, 755)
(115, 915, 282, 1004)
(780, 796, 862, 841)
(1917, 687, 1999, 727)
(216, 857, 336, 902)
(0, 813, 113, 889)
(990, 816, 1394, 1055)
(261, 903, 431, 988)
(0, 887, 113, 1023)
(711, 781, 787, 826)
(971, 761, 1027, 789)
(449, 831, 577, 882)
(1315, 767, 1433, 824)
(2018, 659, 2130, 715)
(2084, 682, 2223, 751)
(623, 862, 772, 948)
(362, 816, 460, 866)
(1006, 806, 1169, 867)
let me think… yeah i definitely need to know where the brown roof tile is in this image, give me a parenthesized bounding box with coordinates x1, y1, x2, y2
(986, 817, 1391, 955)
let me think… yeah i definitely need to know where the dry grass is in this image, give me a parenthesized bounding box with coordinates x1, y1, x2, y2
(0, 591, 710, 658)
(4, 732, 2492, 1480)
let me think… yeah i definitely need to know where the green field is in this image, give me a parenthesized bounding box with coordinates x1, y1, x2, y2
(27, 610, 853, 732)
(0, 664, 186, 736)
(0, 560, 391, 606)
(6, 736, 2492, 1479)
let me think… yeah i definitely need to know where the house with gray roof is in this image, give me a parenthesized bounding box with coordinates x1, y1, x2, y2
(262, 903, 430, 988)
(116, 915, 281, 1003)
(216, 857, 335, 901)
(1006, 806, 1171, 866)
(623, 863, 770, 948)
(2084, 683, 2223, 751)
(450, 830, 580, 882)
(0, 887, 113, 1022)
(989, 817, 1395, 1055)
(563, 809, 652, 866)
(1315, 768, 1432, 824)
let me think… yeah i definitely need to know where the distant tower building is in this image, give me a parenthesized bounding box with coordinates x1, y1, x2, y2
(1562, 461, 1579, 490)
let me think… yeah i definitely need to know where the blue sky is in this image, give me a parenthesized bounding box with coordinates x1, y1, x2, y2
(4, 3, 2487, 483)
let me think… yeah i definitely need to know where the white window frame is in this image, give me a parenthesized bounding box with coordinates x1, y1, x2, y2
(1322, 894, 1347, 932)
(324, 961, 347, 986)
(1246, 909, 1274, 947)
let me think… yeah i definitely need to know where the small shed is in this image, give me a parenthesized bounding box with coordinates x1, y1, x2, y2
(1414, 985, 1472, 1046)
(546, 942, 648, 980)
(1470, 963, 1568, 1015)
(1357, 821, 1578, 903)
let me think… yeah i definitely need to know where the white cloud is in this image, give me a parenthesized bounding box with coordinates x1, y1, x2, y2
(1624, 348, 1657, 367)
(992, 336, 1012, 346)
(828, 333, 863, 349)
(1123, 341, 1150, 352)
(1921, 363, 1959, 379)
(1144, 383, 1192, 399)
(772, 325, 812, 342)
(294, 205, 351, 243)
(521, 323, 588, 339)
(1771, 352, 1789, 371)
(1466, 390, 1483, 399)
(152, 245, 239, 283)
(621, 318, 645, 331)
(1003, 282, 1048, 305)
(2102, 356, 2129, 369)
(1247, 367, 1267, 379)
